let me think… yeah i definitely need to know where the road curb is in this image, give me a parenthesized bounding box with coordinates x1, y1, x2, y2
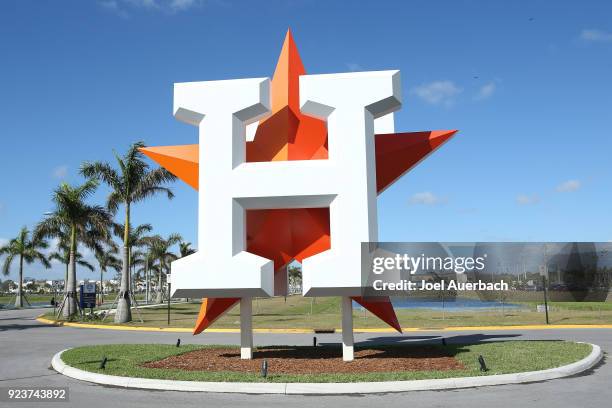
(51, 342, 603, 394)
(36, 316, 612, 334)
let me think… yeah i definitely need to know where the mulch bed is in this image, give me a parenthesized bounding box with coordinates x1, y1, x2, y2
(142, 346, 465, 374)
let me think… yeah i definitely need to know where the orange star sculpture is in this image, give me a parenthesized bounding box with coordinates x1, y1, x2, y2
(141, 30, 457, 335)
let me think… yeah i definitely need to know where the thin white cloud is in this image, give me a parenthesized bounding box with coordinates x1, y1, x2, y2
(79, 245, 95, 259)
(556, 179, 581, 192)
(409, 192, 445, 205)
(99, 0, 118, 9)
(45, 237, 61, 263)
(474, 81, 496, 100)
(516, 194, 540, 205)
(580, 29, 612, 43)
(126, 0, 159, 7)
(99, 0, 130, 18)
(99, 0, 200, 17)
(346, 62, 363, 72)
(52, 165, 68, 179)
(169, 0, 198, 11)
(411, 80, 462, 107)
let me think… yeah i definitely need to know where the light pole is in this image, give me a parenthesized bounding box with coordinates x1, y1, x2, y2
(542, 244, 550, 325)
(167, 273, 171, 326)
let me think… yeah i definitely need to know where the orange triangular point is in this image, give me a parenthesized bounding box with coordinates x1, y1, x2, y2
(193, 297, 240, 335)
(375, 130, 457, 193)
(139, 145, 199, 190)
(271, 29, 305, 114)
(352, 296, 402, 333)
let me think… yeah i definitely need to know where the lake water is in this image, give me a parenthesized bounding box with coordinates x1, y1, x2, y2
(355, 298, 524, 311)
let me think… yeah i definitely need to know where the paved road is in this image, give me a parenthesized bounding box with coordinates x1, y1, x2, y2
(0, 307, 609, 408)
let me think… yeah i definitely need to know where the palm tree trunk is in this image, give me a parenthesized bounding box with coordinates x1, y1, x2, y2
(156, 260, 163, 304)
(132, 260, 137, 297)
(63, 226, 78, 318)
(115, 205, 132, 323)
(15, 254, 24, 308)
(64, 262, 68, 294)
(115, 246, 132, 322)
(99, 269, 104, 305)
(145, 259, 149, 304)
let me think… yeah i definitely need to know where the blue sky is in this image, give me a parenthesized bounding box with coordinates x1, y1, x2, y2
(1, 0, 611, 281)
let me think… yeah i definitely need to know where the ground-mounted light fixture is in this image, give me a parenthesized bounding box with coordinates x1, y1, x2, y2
(478, 355, 488, 372)
(261, 359, 269, 378)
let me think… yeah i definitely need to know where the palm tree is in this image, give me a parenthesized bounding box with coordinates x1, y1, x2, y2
(145, 234, 182, 303)
(288, 264, 302, 293)
(136, 250, 155, 303)
(112, 222, 153, 298)
(129, 249, 146, 294)
(0, 227, 51, 307)
(48, 235, 95, 289)
(179, 241, 196, 257)
(94, 248, 121, 305)
(81, 141, 176, 323)
(36, 180, 112, 318)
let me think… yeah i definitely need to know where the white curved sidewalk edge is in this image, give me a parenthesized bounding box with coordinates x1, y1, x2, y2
(51, 343, 603, 395)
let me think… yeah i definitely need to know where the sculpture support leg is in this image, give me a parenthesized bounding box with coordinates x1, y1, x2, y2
(240, 296, 253, 359)
(341, 296, 354, 361)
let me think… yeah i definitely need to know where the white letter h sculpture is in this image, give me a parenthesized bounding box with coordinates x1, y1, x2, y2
(171, 72, 400, 360)
(140, 31, 456, 362)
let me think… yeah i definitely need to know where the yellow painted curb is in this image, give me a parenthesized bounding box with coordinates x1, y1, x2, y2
(353, 324, 612, 332)
(36, 316, 313, 333)
(37, 316, 194, 332)
(36, 316, 612, 334)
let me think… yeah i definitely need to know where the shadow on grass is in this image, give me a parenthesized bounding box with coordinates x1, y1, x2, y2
(214, 343, 469, 360)
(354, 333, 523, 348)
(79, 358, 119, 364)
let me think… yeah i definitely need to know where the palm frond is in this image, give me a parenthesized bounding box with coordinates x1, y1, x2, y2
(166, 233, 183, 246)
(132, 223, 153, 237)
(77, 259, 95, 271)
(35, 216, 65, 240)
(77, 178, 99, 200)
(179, 241, 196, 257)
(106, 190, 124, 214)
(1, 253, 15, 276)
(80, 161, 122, 192)
(36, 252, 51, 269)
(48, 252, 67, 264)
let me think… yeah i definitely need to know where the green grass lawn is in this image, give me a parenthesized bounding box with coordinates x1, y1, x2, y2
(60, 341, 592, 383)
(0, 292, 150, 308)
(44, 295, 612, 330)
(0, 294, 55, 306)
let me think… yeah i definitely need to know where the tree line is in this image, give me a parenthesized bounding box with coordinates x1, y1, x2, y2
(0, 141, 194, 323)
